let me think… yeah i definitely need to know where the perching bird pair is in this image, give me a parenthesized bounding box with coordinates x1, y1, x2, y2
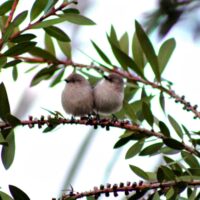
(61, 73, 124, 117)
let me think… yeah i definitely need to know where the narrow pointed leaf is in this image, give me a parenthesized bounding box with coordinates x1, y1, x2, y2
(1, 130, 15, 169)
(158, 38, 176, 74)
(159, 92, 165, 112)
(3, 60, 21, 68)
(11, 33, 36, 43)
(44, 26, 70, 42)
(140, 142, 163, 156)
(9, 185, 30, 200)
(44, 33, 55, 55)
(61, 13, 96, 25)
(159, 121, 170, 137)
(30, 0, 48, 21)
(57, 40, 71, 59)
(135, 21, 160, 81)
(160, 166, 176, 180)
(168, 115, 183, 139)
(12, 65, 18, 81)
(0, 0, 13, 16)
(91, 41, 112, 65)
(107, 35, 144, 77)
(44, 0, 58, 14)
(12, 10, 28, 27)
(50, 69, 65, 87)
(142, 102, 154, 126)
(3, 42, 37, 56)
(132, 33, 146, 70)
(125, 139, 144, 159)
(129, 164, 149, 180)
(0, 83, 10, 121)
(163, 138, 184, 150)
(0, 191, 13, 200)
(181, 151, 199, 168)
(28, 46, 58, 62)
(119, 32, 129, 54)
(63, 8, 80, 14)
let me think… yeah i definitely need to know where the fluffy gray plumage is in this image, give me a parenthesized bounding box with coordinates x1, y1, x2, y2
(61, 73, 93, 116)
(93, 73, 124, 115)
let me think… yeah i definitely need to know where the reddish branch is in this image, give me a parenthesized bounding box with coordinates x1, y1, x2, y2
(59, 180, 200, 199)
(10, 54, 200, 119)
(0, 116, 199, 157)
(10, 1, 76, 40)
(4, 0, 19, 29)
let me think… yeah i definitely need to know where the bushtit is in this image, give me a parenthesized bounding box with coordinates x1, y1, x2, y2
(93, 73, 124, 115)
(61, 73, 93, 116)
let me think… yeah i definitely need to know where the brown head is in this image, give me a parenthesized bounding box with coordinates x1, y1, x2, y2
(104, 73, 124, 85)
(65, 73, 88, 84)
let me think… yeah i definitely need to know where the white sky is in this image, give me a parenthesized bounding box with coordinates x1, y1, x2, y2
(1, 0, 200, 199)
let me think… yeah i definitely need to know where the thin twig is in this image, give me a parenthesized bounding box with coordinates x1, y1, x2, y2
(0, 116, 199, 157)
(4, 0, 19, 29)
(60, 180, 200, 199)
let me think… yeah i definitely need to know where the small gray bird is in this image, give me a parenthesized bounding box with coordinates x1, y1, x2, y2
(61, 73, 93, 116)
(93, 73, 124, 115)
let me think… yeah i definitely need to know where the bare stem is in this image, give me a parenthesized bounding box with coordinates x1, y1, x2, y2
(59, 180, 200, 199)
(1, 116, 199, 157)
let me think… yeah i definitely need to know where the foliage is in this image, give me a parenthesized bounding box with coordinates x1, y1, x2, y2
(0, 0, 200, 200)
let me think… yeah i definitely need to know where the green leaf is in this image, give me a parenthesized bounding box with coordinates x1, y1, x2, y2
(181, 151, 199, 168)
(12, 10, 28, 27)
(160, 165, 175, 180)
(123, 101, 138, 121)
(163, 138, 184, 150)
(0, 82, 10, 121)
(3, 42, 37, 56)
(44, 0, 58, 14)
(63, 8, 80, 14)
(140, 142, 163, 156)
(91, 40, 112, 65)
(44, 26, 70, 42)
(57, 40, 71, 59)
(158, 38, 176, 74)
(6, 114, 21, 127)
(9, 185, 30, 200)
(110, 25, 119, 47)
(50, 69, 65, 87)
(159, 121, 170, 137)
(60, 13, 96, 25)
(166, 187, 175, 199)
(135, 20, 160, 82)
(0, 0, 13, 16)
(0, 191, 13, 200)
(31, 17, 66, 28)
(2, 22, 15, 43)
(168, 115, 183, 139)
(132, 33, 146, 71)
(1, 130, 15, 169)
(119, 32, 129, 54)
(107, 35, 144, 77)
(44, 33, 55, 56)
(3, 60, 22, 68)
(163, 156, 183, 173)
(12, 65, 18, 81)
(30, 0, 48, 21)
(125, 139, 144, 159)
(28, 46, 58, 62)
(0, 57, 7, 71)
(113, 137, 130, 149)
(159, 92, 165, 112)
(142, 102, 154, 126)
(11, 33, 36, 43)
(129, 164, 149, 180)
(152, 192, 160, 200)
(30, 65, 57, 86)
(157, 167, 165, 182)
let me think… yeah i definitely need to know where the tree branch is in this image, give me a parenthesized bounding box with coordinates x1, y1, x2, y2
(59, 180, 200, 199)
(10, 55, 200, 120)
(1, 116, 199, 157)
(9, 1, 76, 40)
(4, 0, 19, 29)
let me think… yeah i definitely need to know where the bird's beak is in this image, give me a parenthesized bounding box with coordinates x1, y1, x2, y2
(104, 75, 110, 81)
(64, 79, 69, 83)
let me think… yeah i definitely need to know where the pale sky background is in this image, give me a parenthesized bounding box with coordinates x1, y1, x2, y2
(0, 0, 200, 199)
